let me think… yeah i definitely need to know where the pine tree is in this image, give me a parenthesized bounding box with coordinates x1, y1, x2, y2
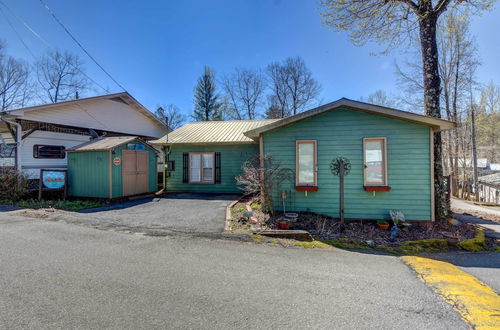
(193, 66, 222, 121)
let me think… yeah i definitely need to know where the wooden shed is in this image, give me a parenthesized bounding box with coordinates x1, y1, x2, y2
(67, 136, 158, 198)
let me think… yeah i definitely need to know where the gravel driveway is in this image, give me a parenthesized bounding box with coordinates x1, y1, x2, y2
(11, 193, 240, 235)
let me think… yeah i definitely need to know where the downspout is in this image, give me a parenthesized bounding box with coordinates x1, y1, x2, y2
(1, 117, 22, 172)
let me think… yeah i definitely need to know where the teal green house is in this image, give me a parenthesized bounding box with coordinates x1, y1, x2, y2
(152, 99, 455, 222)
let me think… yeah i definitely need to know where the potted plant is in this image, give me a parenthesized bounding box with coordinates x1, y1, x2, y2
(277, 218, 290, 230)
(377, 220, 390, 230)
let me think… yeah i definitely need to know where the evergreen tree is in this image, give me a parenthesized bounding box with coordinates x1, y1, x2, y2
(192, 66, 222, 121)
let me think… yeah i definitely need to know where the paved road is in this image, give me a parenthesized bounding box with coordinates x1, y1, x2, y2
(451, 198, 500, 239)
(452, 197, 500, 217)
(8, 193, 239, 235)
(427, 252, 500, 294)
(0, 214, 466, 330)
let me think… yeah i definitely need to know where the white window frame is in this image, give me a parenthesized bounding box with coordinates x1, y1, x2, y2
(189, 152, 215, 184)
(363, 137, 388, 186)
(296, 140, 317, 186)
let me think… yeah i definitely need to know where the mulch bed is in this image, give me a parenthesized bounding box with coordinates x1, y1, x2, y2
(229, 197, 487, 248)
(267, 212, 477, 246)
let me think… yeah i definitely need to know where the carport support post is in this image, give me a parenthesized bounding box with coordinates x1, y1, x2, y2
(2, 118, 22, 172)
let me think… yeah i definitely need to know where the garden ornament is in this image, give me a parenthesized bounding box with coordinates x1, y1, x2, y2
(330, 157, 351, 227)
(390, 224, 399, 240)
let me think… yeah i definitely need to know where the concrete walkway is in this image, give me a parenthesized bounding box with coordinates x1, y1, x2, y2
(451, 198, 500, 239)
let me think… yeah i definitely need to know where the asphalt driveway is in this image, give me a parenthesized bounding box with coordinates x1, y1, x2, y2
(10, 193, 240, 235)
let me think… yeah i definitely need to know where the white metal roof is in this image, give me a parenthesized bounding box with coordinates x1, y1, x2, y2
(2, 92, 168, 138)
(151, 119, 279, 145)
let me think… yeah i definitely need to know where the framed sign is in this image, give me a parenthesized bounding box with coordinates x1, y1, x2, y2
(38, 169, 67, 200)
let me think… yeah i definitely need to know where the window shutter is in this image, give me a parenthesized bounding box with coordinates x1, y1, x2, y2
(215, 152, 221, 184)
(182, 152, 189, 183)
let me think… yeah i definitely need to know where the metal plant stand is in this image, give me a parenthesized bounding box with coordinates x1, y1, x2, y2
(330, 157, 351, 226)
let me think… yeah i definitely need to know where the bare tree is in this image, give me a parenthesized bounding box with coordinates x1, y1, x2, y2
(476, 82, 500, 163)
(360, 90, 399, 108)
(397, 12, 479, 190)
(320, 0, 495, 217)
(266, 56, 321, 118)
(0, 42, 33, 110)
(36, 50, 91, 103)
(480, 80, 500, 113)
(0, 54, 31, 111)
(221, 68, 265, 120)
(154, 104, 186, 130)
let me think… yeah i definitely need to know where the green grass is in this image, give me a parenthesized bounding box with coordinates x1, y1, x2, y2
(1, 199, 105, 211)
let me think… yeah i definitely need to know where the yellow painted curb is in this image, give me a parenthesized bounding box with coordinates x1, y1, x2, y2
(402, 256, 500, 330)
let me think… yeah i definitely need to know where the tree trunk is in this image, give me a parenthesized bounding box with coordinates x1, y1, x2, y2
(419, 15, 448, 218)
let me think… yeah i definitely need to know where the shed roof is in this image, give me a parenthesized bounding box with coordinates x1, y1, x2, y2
(66, 136, 153, 152)
(151, 119, 279, 145)
(244, 98, 457, 138)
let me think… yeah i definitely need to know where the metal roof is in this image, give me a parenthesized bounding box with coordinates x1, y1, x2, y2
(66, 136, 151, 152)
(3, 92, 168, 131)
(244, 98, 457, 139)
(151, 119, 279, 145)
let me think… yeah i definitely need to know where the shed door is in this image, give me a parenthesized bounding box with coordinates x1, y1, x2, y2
(122, 150, 149, 196)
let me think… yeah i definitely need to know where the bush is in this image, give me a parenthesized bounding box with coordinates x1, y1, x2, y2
(0, 169, 29, 201)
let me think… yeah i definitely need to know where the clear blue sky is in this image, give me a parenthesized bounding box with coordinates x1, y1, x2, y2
(1, 0, 499, 117)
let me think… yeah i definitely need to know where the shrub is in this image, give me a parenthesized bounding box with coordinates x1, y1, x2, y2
(0, 169, 29, 201)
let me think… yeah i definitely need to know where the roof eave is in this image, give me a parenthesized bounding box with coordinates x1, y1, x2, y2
(244, 99, 457, 137)
(150, 141, 258, 146)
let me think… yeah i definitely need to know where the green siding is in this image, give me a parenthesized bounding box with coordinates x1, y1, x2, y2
(68, 141, 157, 198)
(263, 108, 432, 221)
(68, 151, 110, 198)
(167, 144, 258, 193)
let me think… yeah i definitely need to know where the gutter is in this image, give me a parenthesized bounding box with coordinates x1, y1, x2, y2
(0, 116, 22, 172)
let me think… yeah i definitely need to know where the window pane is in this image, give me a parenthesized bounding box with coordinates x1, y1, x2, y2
(34, 145, 65, 159)
(298, 143, 314, 184)
(202, 154, 214, 182)
(190, 154, 201, 182)
(365, 140, 384, 184)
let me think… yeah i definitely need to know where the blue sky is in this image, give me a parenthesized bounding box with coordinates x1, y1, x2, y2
(1, 0, 499, 117)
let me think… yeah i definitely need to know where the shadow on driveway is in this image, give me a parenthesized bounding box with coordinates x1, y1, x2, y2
(72, 193, 241, 234)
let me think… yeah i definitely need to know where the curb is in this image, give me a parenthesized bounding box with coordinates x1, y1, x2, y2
(224, 197, 242, 232)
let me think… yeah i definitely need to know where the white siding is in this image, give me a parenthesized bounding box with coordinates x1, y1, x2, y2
(21, 131, 90, 179)
(18, 99, 166, 138)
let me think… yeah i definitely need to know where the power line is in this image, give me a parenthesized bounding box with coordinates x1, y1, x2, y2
(0, 0, 109, 93)
(0, 5, 37, 59)
(38, 0, 128, 92)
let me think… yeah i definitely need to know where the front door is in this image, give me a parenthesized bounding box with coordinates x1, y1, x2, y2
(122, 150, 149, 196)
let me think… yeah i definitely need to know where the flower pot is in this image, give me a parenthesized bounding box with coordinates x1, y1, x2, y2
(277, 221, 290, 230)
(377, 223, 390, 230)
